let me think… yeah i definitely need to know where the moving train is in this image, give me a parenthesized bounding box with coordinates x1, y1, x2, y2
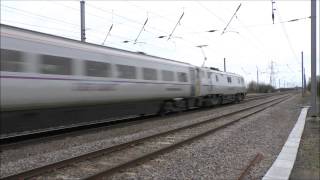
(0, 24, 246, 135)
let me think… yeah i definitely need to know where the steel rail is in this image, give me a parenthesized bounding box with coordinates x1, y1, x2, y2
(237, 153, 264, 180)
(2, 94, 291, 179)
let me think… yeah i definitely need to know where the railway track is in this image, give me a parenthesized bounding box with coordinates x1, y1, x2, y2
(238, 153, 264, 180)
(0, 92, 287, 148)
(2, 93, 292, 179)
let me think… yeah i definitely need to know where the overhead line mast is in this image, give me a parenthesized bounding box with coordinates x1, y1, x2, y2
(301, 51, 304, 96)
(310, 0, 318, 116)
(269, 61, 275, 87)
(80, 0, 86, 42)
(271, 0, 276, 24)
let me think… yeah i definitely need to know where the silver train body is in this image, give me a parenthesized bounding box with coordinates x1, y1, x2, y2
(1, 24, 246, 112)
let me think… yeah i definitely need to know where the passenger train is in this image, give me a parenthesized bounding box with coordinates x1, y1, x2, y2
(0, 24, 246, 135)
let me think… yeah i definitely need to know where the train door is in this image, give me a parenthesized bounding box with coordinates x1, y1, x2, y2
(189, 68, 196, 97)
(189, 67, 201, 97)
(196, 68, 201, 96)
(208, 72, 213, 92)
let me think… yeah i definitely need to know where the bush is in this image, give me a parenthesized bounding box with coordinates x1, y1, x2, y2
(247, 81, 275, 93)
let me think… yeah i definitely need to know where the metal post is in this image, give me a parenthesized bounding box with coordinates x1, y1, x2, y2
(310, 0, 317, 116)
(271, 0, 276, 24)
(256, 66, 259, 92)
(304, 67, 306, 93)
(224, 58, 226, 72)
(301, 51, 304, 96)
(269, 61, 274, 87)
(80, 0, 86, 42)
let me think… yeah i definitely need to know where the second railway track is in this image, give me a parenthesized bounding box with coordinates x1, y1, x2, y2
(2, 93, 293, 180)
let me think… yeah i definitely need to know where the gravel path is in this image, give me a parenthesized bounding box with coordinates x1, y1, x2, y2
(0, 94, 291, 178)
(107, 94, 305, 179)
(290, 116, 320, 180)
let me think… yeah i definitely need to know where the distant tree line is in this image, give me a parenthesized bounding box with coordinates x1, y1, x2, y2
(247, 75, 320, 95)
(247, 81, 275, 93)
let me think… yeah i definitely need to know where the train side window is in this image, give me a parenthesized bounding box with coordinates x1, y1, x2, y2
(215, 75, 219, 82)
(162, 70, 174, 81)
(1, 49, 24, 72)
(85, 60, 111, 77)
(143, 68, 157, 80)
(227, 77, 232, 83)
(39, 54, 72, 75)
(177, 72, 188, 82)
(238, 78, 241, 84)
(207, 72, 212, 79)
(116, 64, 136, 79)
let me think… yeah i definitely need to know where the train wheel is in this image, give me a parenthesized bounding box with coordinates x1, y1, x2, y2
(177, 99, 188, 112)
(195, 98, 203, 107)
(158, 101, 173, 116)
(235, 94, 241, 103)
(203, 98, 214, 107)
(241, 94, 245, 101)
(185, 99, 190, 110)
(218, 96, 223, 105)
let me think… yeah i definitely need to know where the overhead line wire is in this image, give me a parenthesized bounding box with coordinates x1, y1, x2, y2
(1, 3, 200, 62)
(275, 9, 300, 66)
(125, 1, 176, 23)
(1, 20, 79, 34)
(85, 4, 165, 42)
(241, 16, 311, 28)
(236, 18, 273, 59)
(53, 2, 115, 24)
(221, 3, 242, 35)
(196, 1, 227, 25)
(127, 1, 209, 35)
(86, 2, 168, 35)
(2, 5, 80, 27)
(134, 17, 149, 44)
(52, 2, 163, 47)
(167, 11, 184, 40)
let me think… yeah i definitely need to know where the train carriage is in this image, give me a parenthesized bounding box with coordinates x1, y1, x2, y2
(0, 24, 246, 136)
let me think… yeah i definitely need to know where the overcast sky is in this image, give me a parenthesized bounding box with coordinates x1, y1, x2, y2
(1, 0, 319, 87)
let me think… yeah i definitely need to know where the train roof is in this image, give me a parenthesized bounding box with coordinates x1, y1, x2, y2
(0, 24, 192, 67)
(201, 67, 243, 78)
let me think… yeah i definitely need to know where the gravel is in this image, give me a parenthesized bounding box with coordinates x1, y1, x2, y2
(107, 94, 306, 179)
(0, 94, 292, 178)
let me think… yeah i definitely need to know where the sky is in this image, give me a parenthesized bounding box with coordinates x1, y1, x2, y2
(1, 0, 319, 87)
